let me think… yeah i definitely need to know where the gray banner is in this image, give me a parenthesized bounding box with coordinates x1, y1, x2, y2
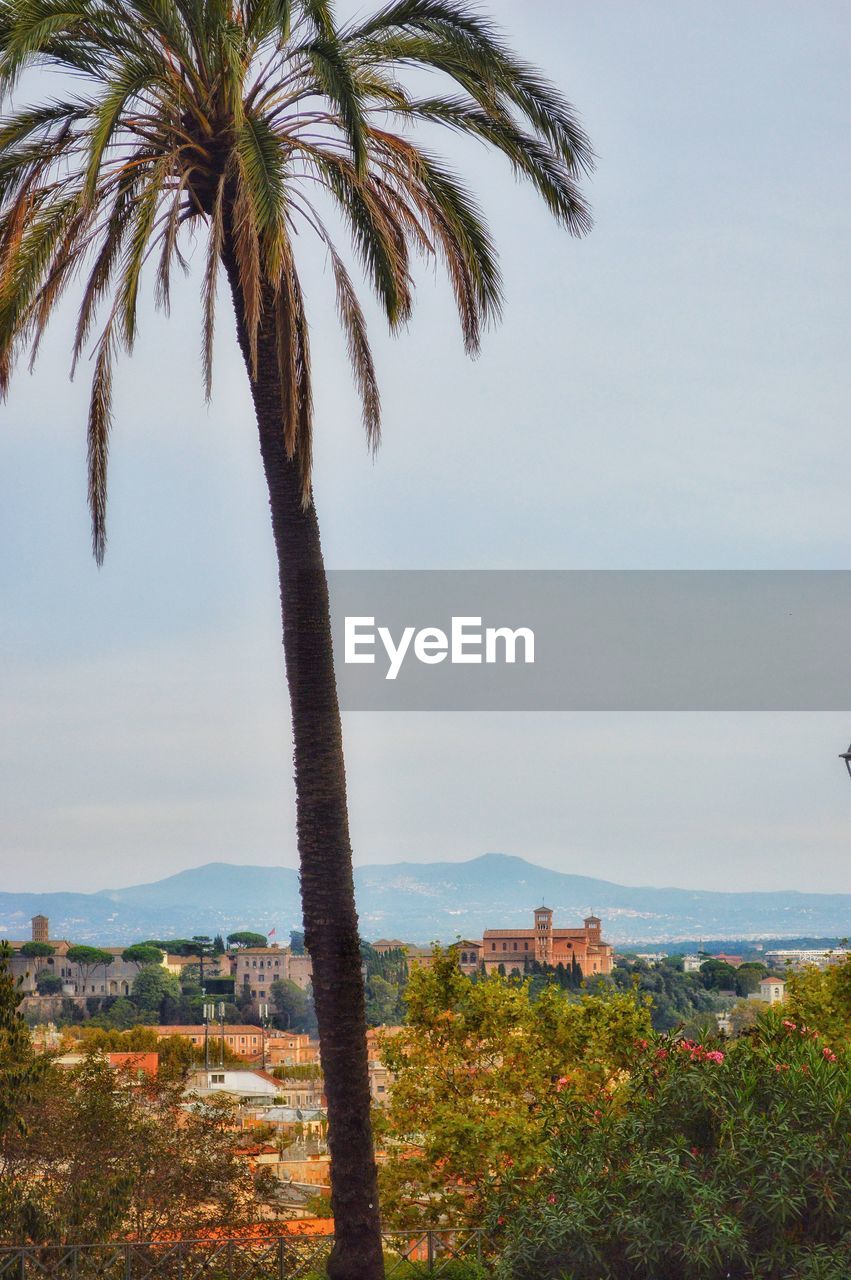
(326, 571, 851, 710)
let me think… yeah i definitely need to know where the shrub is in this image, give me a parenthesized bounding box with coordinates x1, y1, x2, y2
(496, 1013, 851, 1280)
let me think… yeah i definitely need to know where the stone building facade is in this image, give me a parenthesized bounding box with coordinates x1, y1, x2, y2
(232, 945, 313, 998)
(480, 907, 614, 977)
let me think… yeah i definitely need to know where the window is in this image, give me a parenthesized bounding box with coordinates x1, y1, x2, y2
(524, 943, 529, 951)
(491, 943, 496, 952)
(513, 942, 518, 950)
(211, 1073, 224, 1084)
(502, 943, 507, 951)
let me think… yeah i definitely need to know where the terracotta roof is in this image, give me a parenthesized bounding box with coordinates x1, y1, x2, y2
(147, 1220, 334, 1242)
(108, 1053, 159, 1076)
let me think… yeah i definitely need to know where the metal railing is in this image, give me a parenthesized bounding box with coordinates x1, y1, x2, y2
(0, 1232, 492, 1280)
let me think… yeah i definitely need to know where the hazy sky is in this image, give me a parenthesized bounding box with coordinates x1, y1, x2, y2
(2, 2, 850, 895)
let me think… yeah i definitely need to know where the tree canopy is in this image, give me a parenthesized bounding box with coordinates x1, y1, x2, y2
(65, 947, 114, 985)
(131, 966, 181, 1015)
(0, 944, 49, 1143)
(121, 944, 164, 969)
(0, 1053, 259, 1243)
(227, 932, 268, 950)
(375, 948, 652, 1226)
(19, 942, 55, 959)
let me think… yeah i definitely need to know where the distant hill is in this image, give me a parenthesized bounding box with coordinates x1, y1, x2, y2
(0, 853, 849, 947)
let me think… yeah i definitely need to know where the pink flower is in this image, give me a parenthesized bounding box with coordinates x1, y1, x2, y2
(556, 1076, 570, 1092)
(704, 1051, 725, 1064)
(547, 1194, 557, 1205)
(823, 1048, 837, 1062)
(655, 1048, 668, 1060)
(782, 1019, 796, 1030)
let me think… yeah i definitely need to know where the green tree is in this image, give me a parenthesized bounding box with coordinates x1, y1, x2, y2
(733, 961, 767, 997)
(0, 945, 48, 1136)
(121, 944, 164, 970)
(18, 942, 55, 975)
(89, 996, 141, 1030)
(699, 959, 738, 992)
(364, 974, 403, 1027)
(131, 966, 181, 1016)
(66, 946, 114, 993)
(143, 939, 194, 955)
(226, 932, 269, 950)
(290, 931, 306, 956)
(63, 1025, 210, 1079)
(0, 4, 591, 1271)
(270, 977, 316, 1034)
(0, 1053, 259, 1242)
(212, 935, 226, 956)
(0, 943, 51, 1232)
(786, 955, 851, 1048)
(35, 972, 63, 996)
(376, 949, 651, 1227)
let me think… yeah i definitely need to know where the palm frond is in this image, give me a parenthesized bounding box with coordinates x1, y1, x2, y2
(328, 243, 380, 449)
(87, 324, 116, 566)
(202, 174, 224, 399)
(0, 0, 592, 557)
(119, 155, 170, 347)
(72, 177, 137, 373)
(230, 149, 263, 373)
(288, 259, 313, 503)
(404, 96, 591, 234)
(301, 144, 410, 327)
(236, 112, 288, 276)
(299, 34, 367, 175)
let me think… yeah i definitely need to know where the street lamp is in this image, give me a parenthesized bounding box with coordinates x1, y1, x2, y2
(840, 743, 851, 781)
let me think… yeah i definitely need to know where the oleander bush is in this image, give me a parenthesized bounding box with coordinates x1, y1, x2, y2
(495, 1013, 851, 1280)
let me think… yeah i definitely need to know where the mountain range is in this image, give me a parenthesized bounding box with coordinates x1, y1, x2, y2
(1, 854, 849, 947)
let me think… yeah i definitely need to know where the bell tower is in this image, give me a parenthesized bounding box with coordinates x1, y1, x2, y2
(534, 906, 554, 965)
(584, 914, 601, 944)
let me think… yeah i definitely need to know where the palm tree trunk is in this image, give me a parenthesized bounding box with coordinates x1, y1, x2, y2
(221, 238, 385, 1280)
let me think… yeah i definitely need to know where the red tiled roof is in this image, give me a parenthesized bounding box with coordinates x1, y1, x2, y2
(146, 1220, 334, 1243)
(108, 1052, 159, 1076)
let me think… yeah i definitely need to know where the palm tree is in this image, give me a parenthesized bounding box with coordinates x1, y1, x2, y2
(0, 2, 591, 1274)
